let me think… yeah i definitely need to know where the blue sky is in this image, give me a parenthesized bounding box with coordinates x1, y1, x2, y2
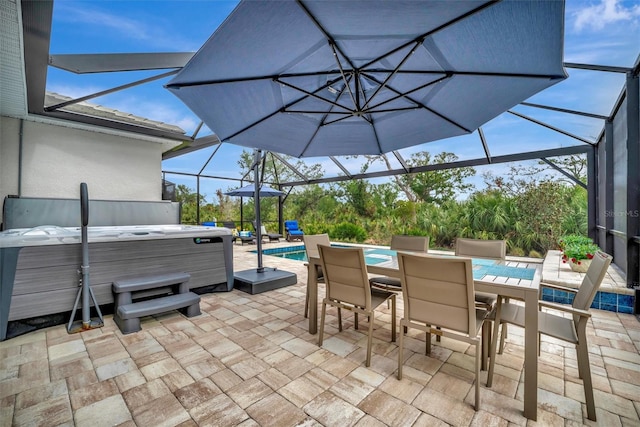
(47, 0, 640, 201)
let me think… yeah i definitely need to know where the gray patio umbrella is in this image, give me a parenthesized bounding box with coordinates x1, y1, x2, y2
(225, 184, 285, 198)
(166, 0, 566, 157)
(225, 157, 285, 272)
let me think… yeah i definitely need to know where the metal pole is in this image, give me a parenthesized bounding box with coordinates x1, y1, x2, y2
(254, 149, 264, 272)
(81, 183, 90, 327)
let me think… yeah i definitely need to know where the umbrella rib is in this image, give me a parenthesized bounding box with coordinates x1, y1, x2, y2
(223, 76, 344, 141)
(276, 78, 354, 113)
(364, 74, 471, 133)
(299, 80, 358, 156)
(410, 70, 567, 80)
(328, 41, 359, 111)
(296, 0, 356, 70)
(361, 72, 451, 112)
(362, 39, 424, 110)
(360, 0, 500, 70)
(166, 70, 342, 89)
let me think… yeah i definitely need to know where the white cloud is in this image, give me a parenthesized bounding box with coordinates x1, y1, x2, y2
(46, 83, 106, 100)
(110, 96, 199, 132)
(54, 3, 198, 51)
(573, 0, 640, 32)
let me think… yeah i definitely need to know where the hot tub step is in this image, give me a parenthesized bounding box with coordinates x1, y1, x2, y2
(115, 292, 201, 334)
(112, 272, 200, 334)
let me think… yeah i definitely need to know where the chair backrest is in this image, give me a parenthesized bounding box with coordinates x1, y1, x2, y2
(318, 245, 371, 310)
(222, 221, 236, 229)
(303, 234, 330, 259)
(260, 225, 268, 235)
(391, 235, 429, 253)
(285, 220, 300, 231)
(397, 253, 476, 335)
(572, 251, 613, 321)
(455, 238, 506, 260)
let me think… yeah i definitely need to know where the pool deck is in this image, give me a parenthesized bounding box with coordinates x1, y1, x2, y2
(2, 240, 639, 426)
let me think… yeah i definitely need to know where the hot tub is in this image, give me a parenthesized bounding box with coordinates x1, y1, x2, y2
(0, 224, 234, 340)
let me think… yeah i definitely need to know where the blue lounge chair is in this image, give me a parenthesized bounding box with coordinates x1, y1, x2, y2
(284, 220, 304, 242)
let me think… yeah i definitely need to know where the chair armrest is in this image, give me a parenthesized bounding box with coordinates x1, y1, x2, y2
(540, 282, 578, 294)
(538, 300, 591, 318)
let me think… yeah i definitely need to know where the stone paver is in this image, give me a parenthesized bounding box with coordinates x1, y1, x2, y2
(1, 242, 639, 426)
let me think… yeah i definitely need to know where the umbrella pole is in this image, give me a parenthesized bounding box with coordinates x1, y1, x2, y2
(253, 150, 264, 273)
(67, 182, 103, 334)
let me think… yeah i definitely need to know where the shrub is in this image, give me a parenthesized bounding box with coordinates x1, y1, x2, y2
(331, 222, 367, 242)
(510, 247, 525, 257)
(528, 250, 543, 259)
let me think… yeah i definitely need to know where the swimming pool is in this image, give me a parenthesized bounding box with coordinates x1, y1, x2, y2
(261, 245, 536, 281)
(260, 245, 395, 265)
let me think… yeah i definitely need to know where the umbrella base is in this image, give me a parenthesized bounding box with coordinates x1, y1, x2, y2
(67, 318, 104, 334)
(234, 268, 297, 295)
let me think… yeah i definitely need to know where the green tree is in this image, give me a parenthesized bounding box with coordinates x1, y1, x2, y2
(175, 184, 205, 224)
(397, 152, 475, 204)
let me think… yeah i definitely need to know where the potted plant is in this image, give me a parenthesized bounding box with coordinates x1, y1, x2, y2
(559, 235, 600, 273)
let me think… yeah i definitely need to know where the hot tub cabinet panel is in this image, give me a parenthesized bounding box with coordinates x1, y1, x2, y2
(0, 225, 234, 340)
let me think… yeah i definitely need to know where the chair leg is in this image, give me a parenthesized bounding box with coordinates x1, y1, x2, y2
(354, 312, 358, 330)
(474, 339, 481, 411)
(304, 278, 310, 319)
(498, 323, 507, 354)
(337, 307, 343, 331)
(390, 295, 397, 343)
(425, 328, 432, 355)
(318, 301, 327, 346)
(481, 321, 490, 371)
(397, 320, 405, 380)
(366, 312, 374, 367)
(487, 302, 502, 388)
(436, 326, 441, 342)
(577, 341, 597, 421)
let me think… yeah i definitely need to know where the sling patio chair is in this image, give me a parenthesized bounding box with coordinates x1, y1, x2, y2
(253, 221, 283, 243)
(455, 237, 507, 366)
(302, 234, 330, 318)
(396, 253, 490, 411)
(317, 244, 396, 367)
(369, 235, 429, 293)
(486, 250, 613, 421)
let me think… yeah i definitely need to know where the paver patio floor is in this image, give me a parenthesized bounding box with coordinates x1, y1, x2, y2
(2, 241, 639, 426)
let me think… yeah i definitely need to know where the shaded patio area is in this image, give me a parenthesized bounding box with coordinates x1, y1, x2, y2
(1, 242, 639, 426)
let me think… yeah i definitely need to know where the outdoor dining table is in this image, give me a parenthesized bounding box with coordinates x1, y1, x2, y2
(306, 252, 542, 421)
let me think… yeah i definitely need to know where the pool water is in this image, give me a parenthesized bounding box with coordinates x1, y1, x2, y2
(261, 245, 394, 265)
(261, 245, 536, 280)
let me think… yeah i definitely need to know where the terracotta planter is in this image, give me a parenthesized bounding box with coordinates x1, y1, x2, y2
(568, 258, 591, 273)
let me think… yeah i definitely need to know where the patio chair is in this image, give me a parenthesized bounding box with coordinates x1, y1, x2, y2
(221, 221, 239, 244)
(487, 251, 612, 421)
(317, 244, 396, 367)
(455, 237, 506, 309)
(284, 220, 304, 241)
(302, 234, 330, 318)
(396, 253, 490, 411)
(369, 235, 429, 293)
(369, 235, 429, 333)
(252, 221, 283, 242)
(455, 237, 506, 366)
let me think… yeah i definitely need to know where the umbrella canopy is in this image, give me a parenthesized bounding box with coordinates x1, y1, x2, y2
(225, 184, 285, 198)
(167, 0, 566, 158)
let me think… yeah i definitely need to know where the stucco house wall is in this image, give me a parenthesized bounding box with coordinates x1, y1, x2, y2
(1, 115, 176, 227)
